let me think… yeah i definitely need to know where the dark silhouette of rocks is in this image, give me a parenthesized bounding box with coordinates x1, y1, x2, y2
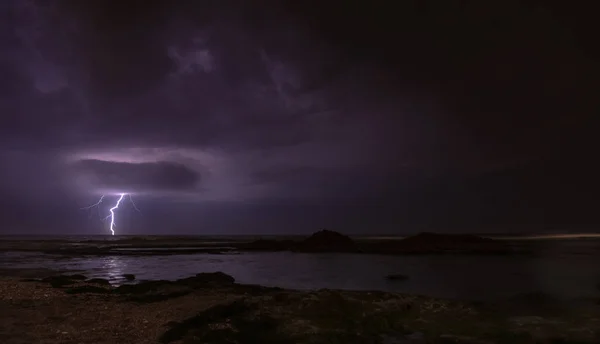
(87, 278, 111, 286)
(122, 274, 136, 281)
(43, 274, 87, 288)
(66, 274, 88, 280)
(113, 272, 234, 295)
(113, 272, 236, 303)
(177, 272, 235, 286)
(113, 280, 174, 295)
(40, 272, 238, 303)
(236, 231, 510, 255)
(294, 230, 359, 253)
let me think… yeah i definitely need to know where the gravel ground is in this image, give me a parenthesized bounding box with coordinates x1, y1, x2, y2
(2, 275, 599, 344)
(0, 278, 238, 344)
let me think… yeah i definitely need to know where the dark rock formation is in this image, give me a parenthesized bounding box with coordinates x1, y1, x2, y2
(160, 300, 289, 344)
(36, 272, 238, 303)
(66, 274, 88, 280)
(176, 272, 235, 287)
(122, 274, 136, 281)
(87, 278, 111, 286)
(42, 275, 86, 288)
(294, 230, 359, 253)
(113, 272, 236, 303)
(114, 280, 175, 295)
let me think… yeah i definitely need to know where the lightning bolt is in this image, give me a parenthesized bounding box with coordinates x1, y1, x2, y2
(81, 195, 105, 210)
(108, 193, 126, 236)
(81, 195, 105, 219)
(128, 194, 142, 213)
(83, 193, 141, 236)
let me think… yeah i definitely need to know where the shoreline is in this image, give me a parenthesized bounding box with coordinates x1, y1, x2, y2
(1, 271, 599, 343)
(0, 231, 538, 257)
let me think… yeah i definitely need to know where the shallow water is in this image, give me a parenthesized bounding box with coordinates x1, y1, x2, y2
(2, 239, 600, 301)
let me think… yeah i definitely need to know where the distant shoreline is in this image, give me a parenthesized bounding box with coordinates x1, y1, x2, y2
(2, 232, 600, 240)
(1, 231, 599, 257)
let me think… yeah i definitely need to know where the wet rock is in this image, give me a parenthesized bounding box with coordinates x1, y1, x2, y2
(114, 280, 173, 295)
(19, 278, 40, 282)
(42, 275, 81, 288)
(66, 274, 88, 280)
(177, 272, 235, 286)
(111, 272, 236, 303)
(113, 280, 190, 303)
(386, 274, 409, 281)
(122, 274, 136, 281)
(160, 300, 290, 344)
(86, 278, 111, 286)
(294, 229, 359, 253)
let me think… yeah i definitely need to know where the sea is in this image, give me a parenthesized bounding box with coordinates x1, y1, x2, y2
(1, 235, 600, 302)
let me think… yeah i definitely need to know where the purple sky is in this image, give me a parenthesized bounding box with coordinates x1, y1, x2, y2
(0, 1, 597, 235)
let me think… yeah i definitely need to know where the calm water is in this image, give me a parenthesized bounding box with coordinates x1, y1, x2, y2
(3, 239, 600, 301)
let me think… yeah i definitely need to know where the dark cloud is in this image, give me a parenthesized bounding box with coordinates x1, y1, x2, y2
(0, 0, 597, 233)
(72, 159, 200, 193)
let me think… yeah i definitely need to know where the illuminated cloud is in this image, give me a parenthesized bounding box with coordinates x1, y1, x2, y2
(72, 159, 200, 195)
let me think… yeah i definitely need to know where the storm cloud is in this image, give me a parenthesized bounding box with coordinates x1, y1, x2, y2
(0, 0, 597, 234)
(71, 159, 200, 194)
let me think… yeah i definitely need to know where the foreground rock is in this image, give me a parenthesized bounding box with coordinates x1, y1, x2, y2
(53, 272, 239, 303)
(294, 229, 360, 253)
(159, 288, 599, 343)
(42, 274, 88, 287)
(87, 278, 111, 286)
(2, 274, 599, 344)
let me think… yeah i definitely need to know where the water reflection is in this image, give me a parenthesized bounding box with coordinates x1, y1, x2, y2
(101, 256, 126, 282)
(3, 240, 600, 301)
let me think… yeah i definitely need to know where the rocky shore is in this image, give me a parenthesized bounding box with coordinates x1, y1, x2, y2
(1, 271, 599, 343)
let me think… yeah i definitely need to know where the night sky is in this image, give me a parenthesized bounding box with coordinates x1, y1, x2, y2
(1, 1, 597, 235)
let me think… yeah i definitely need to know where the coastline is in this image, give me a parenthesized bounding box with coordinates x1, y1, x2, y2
(0, 231, 535, 257)
(1, 270, 599, 343)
